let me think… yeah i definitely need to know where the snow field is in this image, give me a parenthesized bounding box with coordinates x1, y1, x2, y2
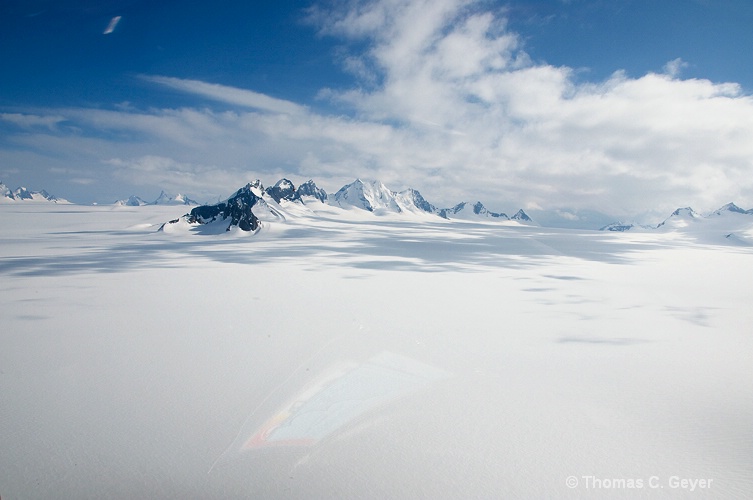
(0, 204, 751, 498)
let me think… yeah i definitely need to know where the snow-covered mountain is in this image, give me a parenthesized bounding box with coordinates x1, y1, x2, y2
(265, 178, 301, 203)
(152, 191, 198, 205)
(113, 191, 198, 206)
(161, 180, 295, 233)
(163, 182, 264, 232)
(438, 201, 508, 220)
(600, 222, 637, 232)
(511, 209, 533, 222)
(600, 203, 753, 244)
(656, 207, 702, 229)
(332, 179, 404, 213)
(710, 202, 753, 216)
(115, 195, 148, 206)
(161, 178, 537, 232)
(0, 183, 67, 203)
(296, 179, 327, 203)
(330, 179, 440, 215)
(394, 188, 437, 214)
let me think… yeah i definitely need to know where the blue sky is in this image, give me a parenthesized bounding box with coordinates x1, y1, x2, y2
(2, 0, 753, 220)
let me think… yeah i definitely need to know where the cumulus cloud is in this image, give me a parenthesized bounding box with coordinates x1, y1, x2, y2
(304, 0, 753, 213)
(2, 0, 753, 214)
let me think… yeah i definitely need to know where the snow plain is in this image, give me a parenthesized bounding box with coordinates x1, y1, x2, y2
(1, 203, 752, 499)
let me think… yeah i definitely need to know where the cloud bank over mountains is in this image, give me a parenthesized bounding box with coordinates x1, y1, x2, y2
(1, 0, 752, 219)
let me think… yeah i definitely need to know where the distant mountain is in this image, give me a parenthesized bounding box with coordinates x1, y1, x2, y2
(655, 207, 702, 229)
(152, 191, 198, 205)
(115, 195, 148, 206)
(600, 203, 753, 245)
(113, 191, 197, 206)
(511, 209, 533, 222)
(438, 201, 508, 220)
(600, 222, 636, 232)
(0, 182, 67, 203)
(710, 202, 753, 216)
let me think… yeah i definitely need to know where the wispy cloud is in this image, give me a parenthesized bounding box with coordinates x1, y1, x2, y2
(663, 57, 689, 78)
(1, 112, 65, 130)
(142, 76, 307, 115)
(103, 15, 121, 35)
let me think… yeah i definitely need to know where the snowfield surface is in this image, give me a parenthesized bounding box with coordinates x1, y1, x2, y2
(1, 204, 752, 499)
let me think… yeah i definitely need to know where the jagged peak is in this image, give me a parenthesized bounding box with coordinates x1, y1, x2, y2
(511, 209, 532, 222)
(297, 179, 328, 203)
(266, 178, 300, 203)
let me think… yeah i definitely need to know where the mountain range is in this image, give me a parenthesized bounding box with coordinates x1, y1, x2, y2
(4, 178, 752, 243)
(0, 182, 68, 203)
(115, 190, 198, 206)
(161, 178, 535, 233)
(600, 202, 753, 243)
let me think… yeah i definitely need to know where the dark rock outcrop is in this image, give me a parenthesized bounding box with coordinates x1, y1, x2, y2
(296, 180, 328, 203)
(187, 183, 262, 231)
(266, 178, 301, 203)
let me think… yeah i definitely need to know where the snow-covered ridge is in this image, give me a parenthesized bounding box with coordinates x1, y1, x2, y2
(438, 201, 508, 220)
(162, 178, 533, 233)
(116, 190, 198, 206)
(0, 182, 68, 203)
(600, 202, 753, 244)
(332, 178, 445, 215)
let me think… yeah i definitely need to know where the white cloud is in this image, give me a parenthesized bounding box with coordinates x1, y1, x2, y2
(142, 75, 307, 115)
(103, 15, 121, 35)
(1, 112, 65, 129)
(305, 0, 753, 213)
(2, 0, 753, 214)
(663, 57, 689, 78)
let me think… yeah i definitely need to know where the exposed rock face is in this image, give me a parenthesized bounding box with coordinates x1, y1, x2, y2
(187, 183, 262, 231)
(266, 178, 301, 203)
(296, 180, 328, 203)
